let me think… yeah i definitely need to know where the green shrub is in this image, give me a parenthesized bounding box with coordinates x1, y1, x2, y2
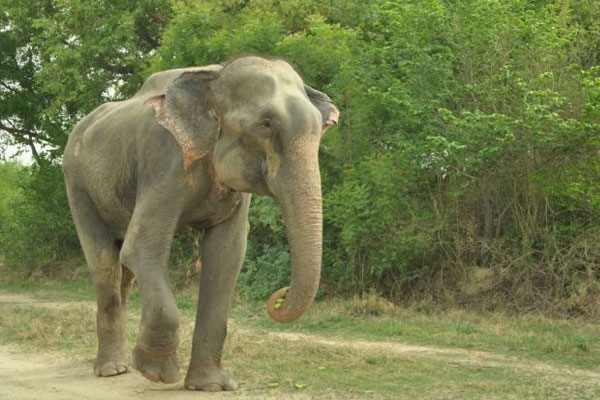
(0, 163, 79, 273)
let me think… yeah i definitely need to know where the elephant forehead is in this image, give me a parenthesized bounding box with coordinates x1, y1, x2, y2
(217, 62, 303, 102)
(222, 56, 298, 77)
(228, 73, 277, 100)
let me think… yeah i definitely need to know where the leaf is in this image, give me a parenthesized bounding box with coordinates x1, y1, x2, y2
(274, 298, 284, 310)
(294, 383, 307, 390)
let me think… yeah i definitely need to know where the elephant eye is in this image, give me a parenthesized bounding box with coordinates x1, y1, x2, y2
(260, 118, 272, 129)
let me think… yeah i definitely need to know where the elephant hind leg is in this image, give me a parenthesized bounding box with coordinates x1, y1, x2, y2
(66, 185, 132, 377)
(93, 260, 133, 377)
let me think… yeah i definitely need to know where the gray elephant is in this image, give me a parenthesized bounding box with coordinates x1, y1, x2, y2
(62, 56, 339, 391)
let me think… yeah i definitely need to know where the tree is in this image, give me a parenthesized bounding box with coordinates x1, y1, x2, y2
(2, 0, 600, 312)
(0, 0, 172, 271)
(0, 0, 172, 160)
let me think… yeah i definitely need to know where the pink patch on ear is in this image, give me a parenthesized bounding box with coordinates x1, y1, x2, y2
(142, 94, 207, 171)
(144, 95, 166, 113)
(321, 109, 340, 133)
(143, 95, 171, 130)
(327, 109, 340, 126)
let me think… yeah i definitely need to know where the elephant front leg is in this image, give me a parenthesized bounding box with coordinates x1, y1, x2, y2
(120, 211, 182, 384)
(130, 280, 181, 384)
(185, 195, 250, 391)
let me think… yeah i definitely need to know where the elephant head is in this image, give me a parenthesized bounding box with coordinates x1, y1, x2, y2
(145, 56, 339, 323)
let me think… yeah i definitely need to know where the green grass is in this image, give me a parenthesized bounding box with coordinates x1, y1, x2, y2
(0, 276, 96, 302)
(236, 299, 600, 371)
(1, 281, 600, 399)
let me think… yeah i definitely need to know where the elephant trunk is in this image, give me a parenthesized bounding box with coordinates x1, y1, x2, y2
(266, 152, 322, 323)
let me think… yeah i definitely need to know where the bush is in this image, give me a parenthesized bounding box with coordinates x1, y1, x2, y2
(4, 0, 600, 315)
(0, 163, 79, 274)
(238, 196, 290, 300)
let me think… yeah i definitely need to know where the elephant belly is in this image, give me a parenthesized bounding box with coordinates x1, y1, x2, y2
(182, 191, 244, 232)
(95, 195, 134, 237)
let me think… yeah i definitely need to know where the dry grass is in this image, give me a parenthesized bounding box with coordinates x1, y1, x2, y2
(0, 305, 96, 350)
(1, 288, 600, 399)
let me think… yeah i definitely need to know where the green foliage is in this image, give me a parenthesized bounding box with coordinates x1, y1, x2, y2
(333, 164, 422, 293)
(0, 163, 78, 272)
(168, 229, 202, 288)
(317, 0, 600, 307)
(2, 0, 600, 313)
(274, 15, 358, 87)
(239, 196, 290, 300)
(152, 2, 285, 69)
(1, 0, 171, 271)
(0, 162, 23, 220)
(1, 0, 171, 159)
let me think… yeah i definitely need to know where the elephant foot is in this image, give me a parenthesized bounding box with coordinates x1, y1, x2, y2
(184, 368, 237, 391)
(94, 345, 129, 377)
(94, 358, 128, 377)
(132, 345, 180, 384)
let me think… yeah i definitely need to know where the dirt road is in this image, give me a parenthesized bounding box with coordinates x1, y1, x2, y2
(0, 345, 227, 400)
(0, 293, 258, 400)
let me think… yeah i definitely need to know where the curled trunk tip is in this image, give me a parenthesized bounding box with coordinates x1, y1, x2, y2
(266, 287, 292, 323)
(266, 284, 318, 323)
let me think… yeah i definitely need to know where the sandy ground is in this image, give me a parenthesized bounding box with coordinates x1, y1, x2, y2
(0, 345, 235, 400)
(0, 342, 332, 399)
(0, 293, 277, 400)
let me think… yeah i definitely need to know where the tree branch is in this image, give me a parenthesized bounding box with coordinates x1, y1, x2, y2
(0, 121, 36, 137)
(102, 64, 135, 76)
(0, 81, 21, 93)
(0, 120, 53, 148)
(27, 135, 41, 163)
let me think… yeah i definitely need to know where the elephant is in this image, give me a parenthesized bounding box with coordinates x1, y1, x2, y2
(61, 55, 339, 391)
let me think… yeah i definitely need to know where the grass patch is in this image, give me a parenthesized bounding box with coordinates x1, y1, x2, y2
(0, 275, 95, 302)
(235, 298, 600, 371)
(0, 305, 96, 352)
(1, 283, 600, 399)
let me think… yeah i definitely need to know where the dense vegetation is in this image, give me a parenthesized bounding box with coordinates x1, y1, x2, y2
(1, 0, 599, 314)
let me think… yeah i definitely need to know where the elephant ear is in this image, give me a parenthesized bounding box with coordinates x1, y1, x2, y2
(145, 70, 220, 170)
(304, 85, 340, 132)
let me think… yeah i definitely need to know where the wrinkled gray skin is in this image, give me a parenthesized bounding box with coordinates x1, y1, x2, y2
(62, 56, 339, 391)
